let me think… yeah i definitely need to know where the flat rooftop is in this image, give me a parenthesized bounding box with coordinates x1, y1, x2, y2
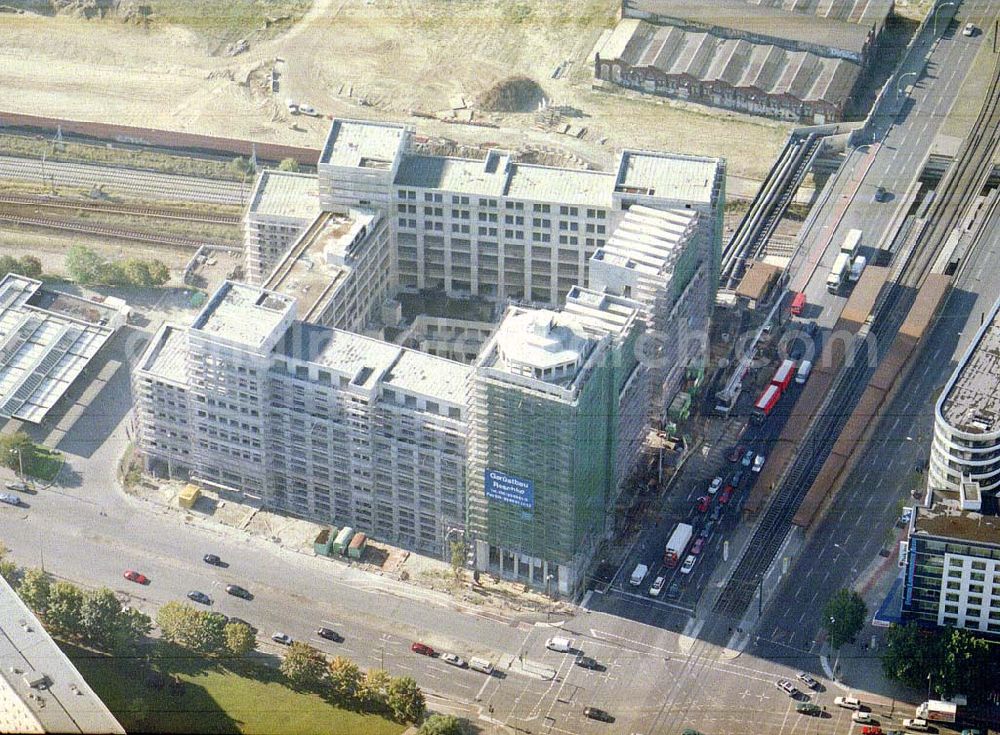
(913, 489, 1000, 546)
(563, 287, 641, 338)
(0, 274, 124, 423)
(625, 0, 887, 57)
(395, 153, 509, 196)
(248, 170, 320, 221)
(0, 576, 125, 734)
(141, 324, 188, 385)
(276, 322, 400, 391)
(320, 118, 407, 169)
(940, 296, 1000, 434)
(383, 349, 471, 406)
(191, 281, 294, 349)
(616, 150, 721, 204)
(263, 210, 378, 321)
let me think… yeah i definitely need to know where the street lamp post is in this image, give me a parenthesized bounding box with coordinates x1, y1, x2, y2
(896, 71, 918, 103)
(11, 448, 24, 479)
(933, 2, 956, 36)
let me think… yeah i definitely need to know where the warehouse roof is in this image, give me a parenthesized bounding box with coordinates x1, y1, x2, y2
(0, 275, 126, 423)
(248, 170, 320, 221)
(599, 20, 861, 107)
(624, 0, 887, 58)
(0, 576, 125, 734)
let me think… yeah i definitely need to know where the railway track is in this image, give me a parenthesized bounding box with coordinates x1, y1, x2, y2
(0, 213, 240, 251)
(0, 194, 242, 225)
(712, 52, 1000, 619)
(0, 155, 248, 207)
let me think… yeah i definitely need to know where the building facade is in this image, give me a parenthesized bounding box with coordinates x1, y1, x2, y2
(244, 170, 321, 284)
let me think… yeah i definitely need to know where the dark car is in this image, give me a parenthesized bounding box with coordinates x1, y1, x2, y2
(203, 554, 224, 566)
(665, 581, 681, 599)
(727, 445, 744, 463)
(709, 503, 723, 522)
(225, 584, 253, 600)
(317, 627, 343, 642)
(730, 470, 744, 486)
(873, 185, 888, 202)
(574, 655, 600, 670)
(796, 702, 822, 716)
(699, 520, 715, 540)
(187, 590, 211, 605)
(584, 707, 613, 722)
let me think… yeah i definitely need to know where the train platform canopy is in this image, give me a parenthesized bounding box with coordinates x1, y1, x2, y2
(0, 274, 128, 424)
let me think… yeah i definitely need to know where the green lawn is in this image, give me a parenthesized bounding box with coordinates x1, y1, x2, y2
(60, 641, 406, 735)
(29, 447, 63, 483)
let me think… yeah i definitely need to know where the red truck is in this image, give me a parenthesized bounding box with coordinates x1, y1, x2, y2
(752, 384, 781, 422)
(771, 359, 797, 392)
(790, 291, 806, 316)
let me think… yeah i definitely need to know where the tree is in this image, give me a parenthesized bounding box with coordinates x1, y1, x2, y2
(937, 627, 994, 698)
(280, 642, 328, 690)
(418, 714, 464, 735)
(46, 581, 84, 637)
(386, 675, 425, 723)
(122, 259, 154, 287)
(0, 543, 17, 586)
(882, 623, 941, 689)
(117, 606, 153, 652)
(328, 656, 362, 701)
(65, 245, 104, 285)
(17, 255, 43, 279)
(231, 156, 255, 176)
(822, 588, 867, 650)
(189, 611, 228, 655)
(146, 260, 170, 285)
(0, 255, 20, 277)
(278, 158, 300, 172)
(79, 588, 125, 650)
(450, 540, 465, 581)
(0, 431, 37, 476)
(358, 667, 392, 709)
(18, 568, 50, 614)
(224, 621, 256, 657)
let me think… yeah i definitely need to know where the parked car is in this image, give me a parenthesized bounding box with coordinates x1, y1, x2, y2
(228, 617, 256, 632)
(775, 679, 799, 696)
(469, 657, 494, 674)
(583, 707, 613, 722)
(690, 537, 705, 555)
(796, 702, 822, 716)
(123, 570, 149, 585)
(727, 445, 744, 463)
(545, 636, 574, 653)
(834, 696, 862, 710)
(285, 99, 299, 114)
(752, 454, 766, 473)
(796, 672, 819, 689)
(187, 590, 211, 605)
(680, 555, 697, 575)
(708, 476, 723, 495)
(902, 719, 931, 732)
(574, 655, 600, 670)
(718, 486, 734, 505)
(298, 103, 318, 116)
(226, 584, 253, 600)
(410, 642, 435, 656)
(271, 632, 293, 645)
(203, 553, 224, 566)
(317, 627, 343, 642)
(440, 652, 467, 668)
(861, 727, 884, 735)
(853, 710, 875, 723)
(665, 581, 681, 600)
(648, 575, 666, 597)
(6, 481, 33, 493)
(0, 492, 22, 506)
(741, 449, 755, 467)
(695, 495, 711, 513)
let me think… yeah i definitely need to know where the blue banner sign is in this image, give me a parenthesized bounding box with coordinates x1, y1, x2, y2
(484, 469, 534, 510)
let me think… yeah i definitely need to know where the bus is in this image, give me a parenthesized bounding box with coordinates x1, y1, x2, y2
(752, 384, 781, 422)
(771, 359, 797, 392)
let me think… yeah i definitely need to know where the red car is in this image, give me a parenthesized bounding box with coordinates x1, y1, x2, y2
(690, 537, 705, 555)
(123, 570, 149, 585)
(411, 642, 435, 656)
(860, 727, 882, 735)
(695, 495, 711, 513)
(718, 486, 734, 505)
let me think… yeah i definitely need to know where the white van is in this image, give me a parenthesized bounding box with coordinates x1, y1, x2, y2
(469, 657, 494, 675)
(795, 360, 813, 385)
(629, 563, 648, 586)
(545, 636, 574, 653)
(834, 696, 862, 710)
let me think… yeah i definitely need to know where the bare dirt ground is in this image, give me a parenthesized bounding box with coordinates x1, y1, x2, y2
(0, 0, 792, 190)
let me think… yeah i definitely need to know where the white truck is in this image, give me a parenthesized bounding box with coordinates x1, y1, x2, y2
(827, 252, 850, 293)
(664, 523, 693, 568)
(841, 228, 862, 259)
(916, 699, 958, 723)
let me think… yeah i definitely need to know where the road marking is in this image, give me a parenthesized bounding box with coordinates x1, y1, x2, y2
(474, 675, 492, 701)
(396, 663, 413, 671)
